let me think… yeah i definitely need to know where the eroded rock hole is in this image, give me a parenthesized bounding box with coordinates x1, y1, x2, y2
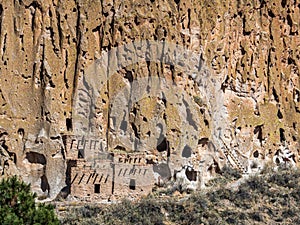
(279, 128, 285, 142)
(114, 145, 126, 151)
(131, 123, 140, 139)
(57, 186, 70, 199)
(268, 9, 275, 18)
(26, 152, 46, 165)
(132, 107, 137, 116)
(198, 138, 209, 146)
(124, 71, 133, 83)
(294, 89, 300, 102)
(146, 158, 155, 164)
(272, 87, 279, 102)
(153, 163, 171, 180)
(208, 160, 221, 174)
(221, 75, 229, 92)
(293, 122, 297, 130)
(185, 167, 197, 181)
(120, 120, 127, 133)
(288, 57, 296, 65)
(41, 175, 50, 193)
(277, 109, 283, 119)
(287, 14, 293, 28)
(157, 137, 169, 152)
(17, 128, 24, 139)
(250, 161, 258, 169)
(183, 99, 198, 131)
(204, 119, 209, 127)
(281, 0, 287, 7)
(26, 1, 42, 11)
(146, 131, 151, 137)
(254, 125, 263, 144)
(182, 145, 192, 158)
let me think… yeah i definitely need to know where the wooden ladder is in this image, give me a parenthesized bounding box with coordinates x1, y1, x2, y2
(221, 139, 247, 173)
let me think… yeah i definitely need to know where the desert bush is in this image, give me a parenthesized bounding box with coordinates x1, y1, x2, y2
(100, 197, 165, 225)
(221, 165, 242, 180)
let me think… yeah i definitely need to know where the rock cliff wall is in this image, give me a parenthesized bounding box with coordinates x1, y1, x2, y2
(0, 0, 299, 200)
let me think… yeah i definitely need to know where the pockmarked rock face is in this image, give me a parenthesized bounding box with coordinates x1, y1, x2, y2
(0, 0, 299, 201)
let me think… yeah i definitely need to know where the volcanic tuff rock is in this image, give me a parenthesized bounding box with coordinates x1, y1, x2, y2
(0, 0, 299, 200)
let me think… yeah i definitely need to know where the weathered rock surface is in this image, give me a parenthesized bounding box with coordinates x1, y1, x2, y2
(0, 0, 299, 200)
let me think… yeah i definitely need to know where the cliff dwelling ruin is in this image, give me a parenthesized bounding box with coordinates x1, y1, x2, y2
(64, 135, 156, 200)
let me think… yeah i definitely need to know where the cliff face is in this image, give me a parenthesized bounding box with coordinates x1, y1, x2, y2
(0, 0, 299, 200)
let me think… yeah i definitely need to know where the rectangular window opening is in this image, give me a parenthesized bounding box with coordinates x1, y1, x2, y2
(94, 184, 100, 193)
(78, 149, 84, 159)
(129, 179, 136, 190)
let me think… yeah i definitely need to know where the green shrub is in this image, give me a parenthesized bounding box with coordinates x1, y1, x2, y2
(0, 176, 59, 225)
(221, 165, 242, 180)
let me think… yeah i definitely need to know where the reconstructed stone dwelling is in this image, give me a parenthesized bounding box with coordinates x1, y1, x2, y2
(63, 135, 155, 201)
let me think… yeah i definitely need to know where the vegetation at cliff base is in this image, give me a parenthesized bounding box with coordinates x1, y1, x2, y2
(0, 176, 60, 225)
